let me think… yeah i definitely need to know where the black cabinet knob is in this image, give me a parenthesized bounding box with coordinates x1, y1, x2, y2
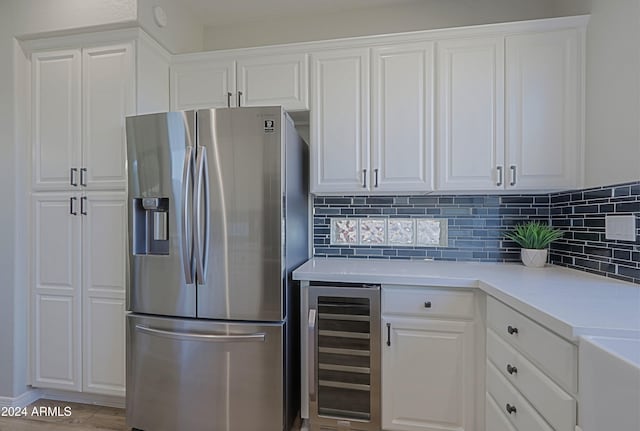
(507, 364, 518, 375)
(506, 404, 517, 415)
(507, 325, 519, 335)
(424, 301, 432, 308)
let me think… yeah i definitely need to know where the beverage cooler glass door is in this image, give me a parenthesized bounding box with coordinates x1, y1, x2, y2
(308, 285, 381, 431)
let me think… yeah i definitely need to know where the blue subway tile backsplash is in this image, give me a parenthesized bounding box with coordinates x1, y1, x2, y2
(312, 181, 640, 284)
(549, 181, 640, 284)
(313, 194, 550, 262)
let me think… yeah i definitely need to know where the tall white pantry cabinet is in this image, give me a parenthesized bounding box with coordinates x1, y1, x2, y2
(28, 31, 169, 397)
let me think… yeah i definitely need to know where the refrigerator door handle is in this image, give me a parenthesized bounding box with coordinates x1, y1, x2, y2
(194, 145, 209, 284)
(135, 325, 265, 343)
(181, 146, 194, 284)
(308, 308, 317, 402)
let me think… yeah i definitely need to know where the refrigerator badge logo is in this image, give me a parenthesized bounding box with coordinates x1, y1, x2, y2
(264, 120, 275, 133)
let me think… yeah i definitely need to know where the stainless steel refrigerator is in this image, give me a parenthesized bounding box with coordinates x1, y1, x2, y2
(124, 107, 308, 431)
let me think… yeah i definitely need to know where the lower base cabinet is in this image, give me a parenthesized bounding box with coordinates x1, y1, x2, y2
(381, 286, 479, 431)
(31, 192, 127, 397)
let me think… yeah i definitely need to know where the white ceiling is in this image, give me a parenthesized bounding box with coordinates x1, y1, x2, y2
(181, 0, 421, 27)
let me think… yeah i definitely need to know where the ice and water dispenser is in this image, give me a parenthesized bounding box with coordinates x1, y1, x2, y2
(132, 197, 170, 255)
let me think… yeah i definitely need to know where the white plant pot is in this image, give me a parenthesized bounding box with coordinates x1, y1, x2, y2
(521, 248, 548, 268)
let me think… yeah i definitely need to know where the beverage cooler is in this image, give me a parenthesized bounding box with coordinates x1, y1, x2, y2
(301, 282, 381, 431)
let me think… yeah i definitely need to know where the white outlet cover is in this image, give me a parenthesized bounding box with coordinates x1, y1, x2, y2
(605, 215, 636, 241)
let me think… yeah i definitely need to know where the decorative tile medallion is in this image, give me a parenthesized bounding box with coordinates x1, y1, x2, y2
(416, 219, 442, 246)
(331, 218, 358, 245)
(359, 218, 386, 245)
(388, 219, 415, 245)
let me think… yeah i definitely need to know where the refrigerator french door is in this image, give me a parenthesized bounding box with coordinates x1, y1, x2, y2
(125, 107, 308, 431)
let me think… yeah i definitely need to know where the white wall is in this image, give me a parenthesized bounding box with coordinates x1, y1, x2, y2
(0, 2, 17, 400)
(12, 0, 137, 37)
(203, 0, 589, 50)
(584, 0, 640, 187)
(137, 0, 204, 53)
(0, 0, 138, 400)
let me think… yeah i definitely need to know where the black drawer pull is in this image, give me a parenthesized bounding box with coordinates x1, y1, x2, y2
(386, 323, 391, 347)
(507, 325, 519, 335)
(506, 404, 517, 415)
(424, 301, 432, 308)
(507, 364, 518, 375)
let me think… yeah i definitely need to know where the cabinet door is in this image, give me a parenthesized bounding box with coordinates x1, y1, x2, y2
(382, 317, 475, 431)
(506, 29, 580, 190)
(436, 38, 505, 191)
(31, 50, 81, 191)
(237, 53, 308, 110)
(82, 44, 135, 190)
(372, 42, 434, 192)
(81, 192, 127, 396)
(311, 48, 370, 193)
(31, 193, 82, 391)
(171, 59, 236, 110)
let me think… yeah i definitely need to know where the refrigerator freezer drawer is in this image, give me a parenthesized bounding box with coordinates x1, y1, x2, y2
(126, 314, 285, 431)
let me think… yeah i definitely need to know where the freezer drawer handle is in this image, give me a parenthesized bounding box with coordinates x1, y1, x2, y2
(135, 325, 265, 343)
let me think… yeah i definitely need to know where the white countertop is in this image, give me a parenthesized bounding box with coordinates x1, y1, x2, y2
(293, 258, 640, 342)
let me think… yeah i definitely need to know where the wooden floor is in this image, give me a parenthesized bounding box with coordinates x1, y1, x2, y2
(0, 399, 127, 431)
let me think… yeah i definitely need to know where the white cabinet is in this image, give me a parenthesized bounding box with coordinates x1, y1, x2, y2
(170, 52, 308, 111)
(437, 28, 583, 192)
(31, 50, 81, 191)
(485, 296, 577, 431)
(505, 29, 580, 190)
(171, 58, 235, 110)
(31, 192, 127, 396)
(237, 54, 308, 110)
(82, 45, 135, 190)
(28, 32, 168, 398)
(31, 192, 126, 395)
(32, 44, 134, 192)
(436, 37, 505, 191)
(381, 286, 478, 431)
(372, 42, 434, 192)
(311, 44, 435, 194)
(31, 193, 82, 391)
(310, 48, 370, 193)
(82, 193, 127, 397)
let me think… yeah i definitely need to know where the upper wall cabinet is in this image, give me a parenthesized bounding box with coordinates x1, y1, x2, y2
(310, 48, 370, 193)
(82, 45, 135, 190)
(32, 45, 134, 191)
(505, 29, 580, 190)
(436, 27, 583, 192)
(311, 43, 435, 194)
(372, 42, 435, 193)
(30, 32, 170, 192)
(32, 50, 82, 191)
(436, 37, 505, 191)
(170, 52, 309, 111)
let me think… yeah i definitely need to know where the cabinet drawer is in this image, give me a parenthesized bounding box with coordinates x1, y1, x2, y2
(487, 328, 576, 430)
(486, 392, 517, 431)
(487, 296, 577, 393)
(486, 360, 554, 431)
(382, 287, 474, 319)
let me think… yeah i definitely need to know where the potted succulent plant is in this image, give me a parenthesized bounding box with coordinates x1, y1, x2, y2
(505, 221, 564, 268)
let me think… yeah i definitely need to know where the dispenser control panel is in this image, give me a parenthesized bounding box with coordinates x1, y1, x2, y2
(132, 197, 170, 255)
